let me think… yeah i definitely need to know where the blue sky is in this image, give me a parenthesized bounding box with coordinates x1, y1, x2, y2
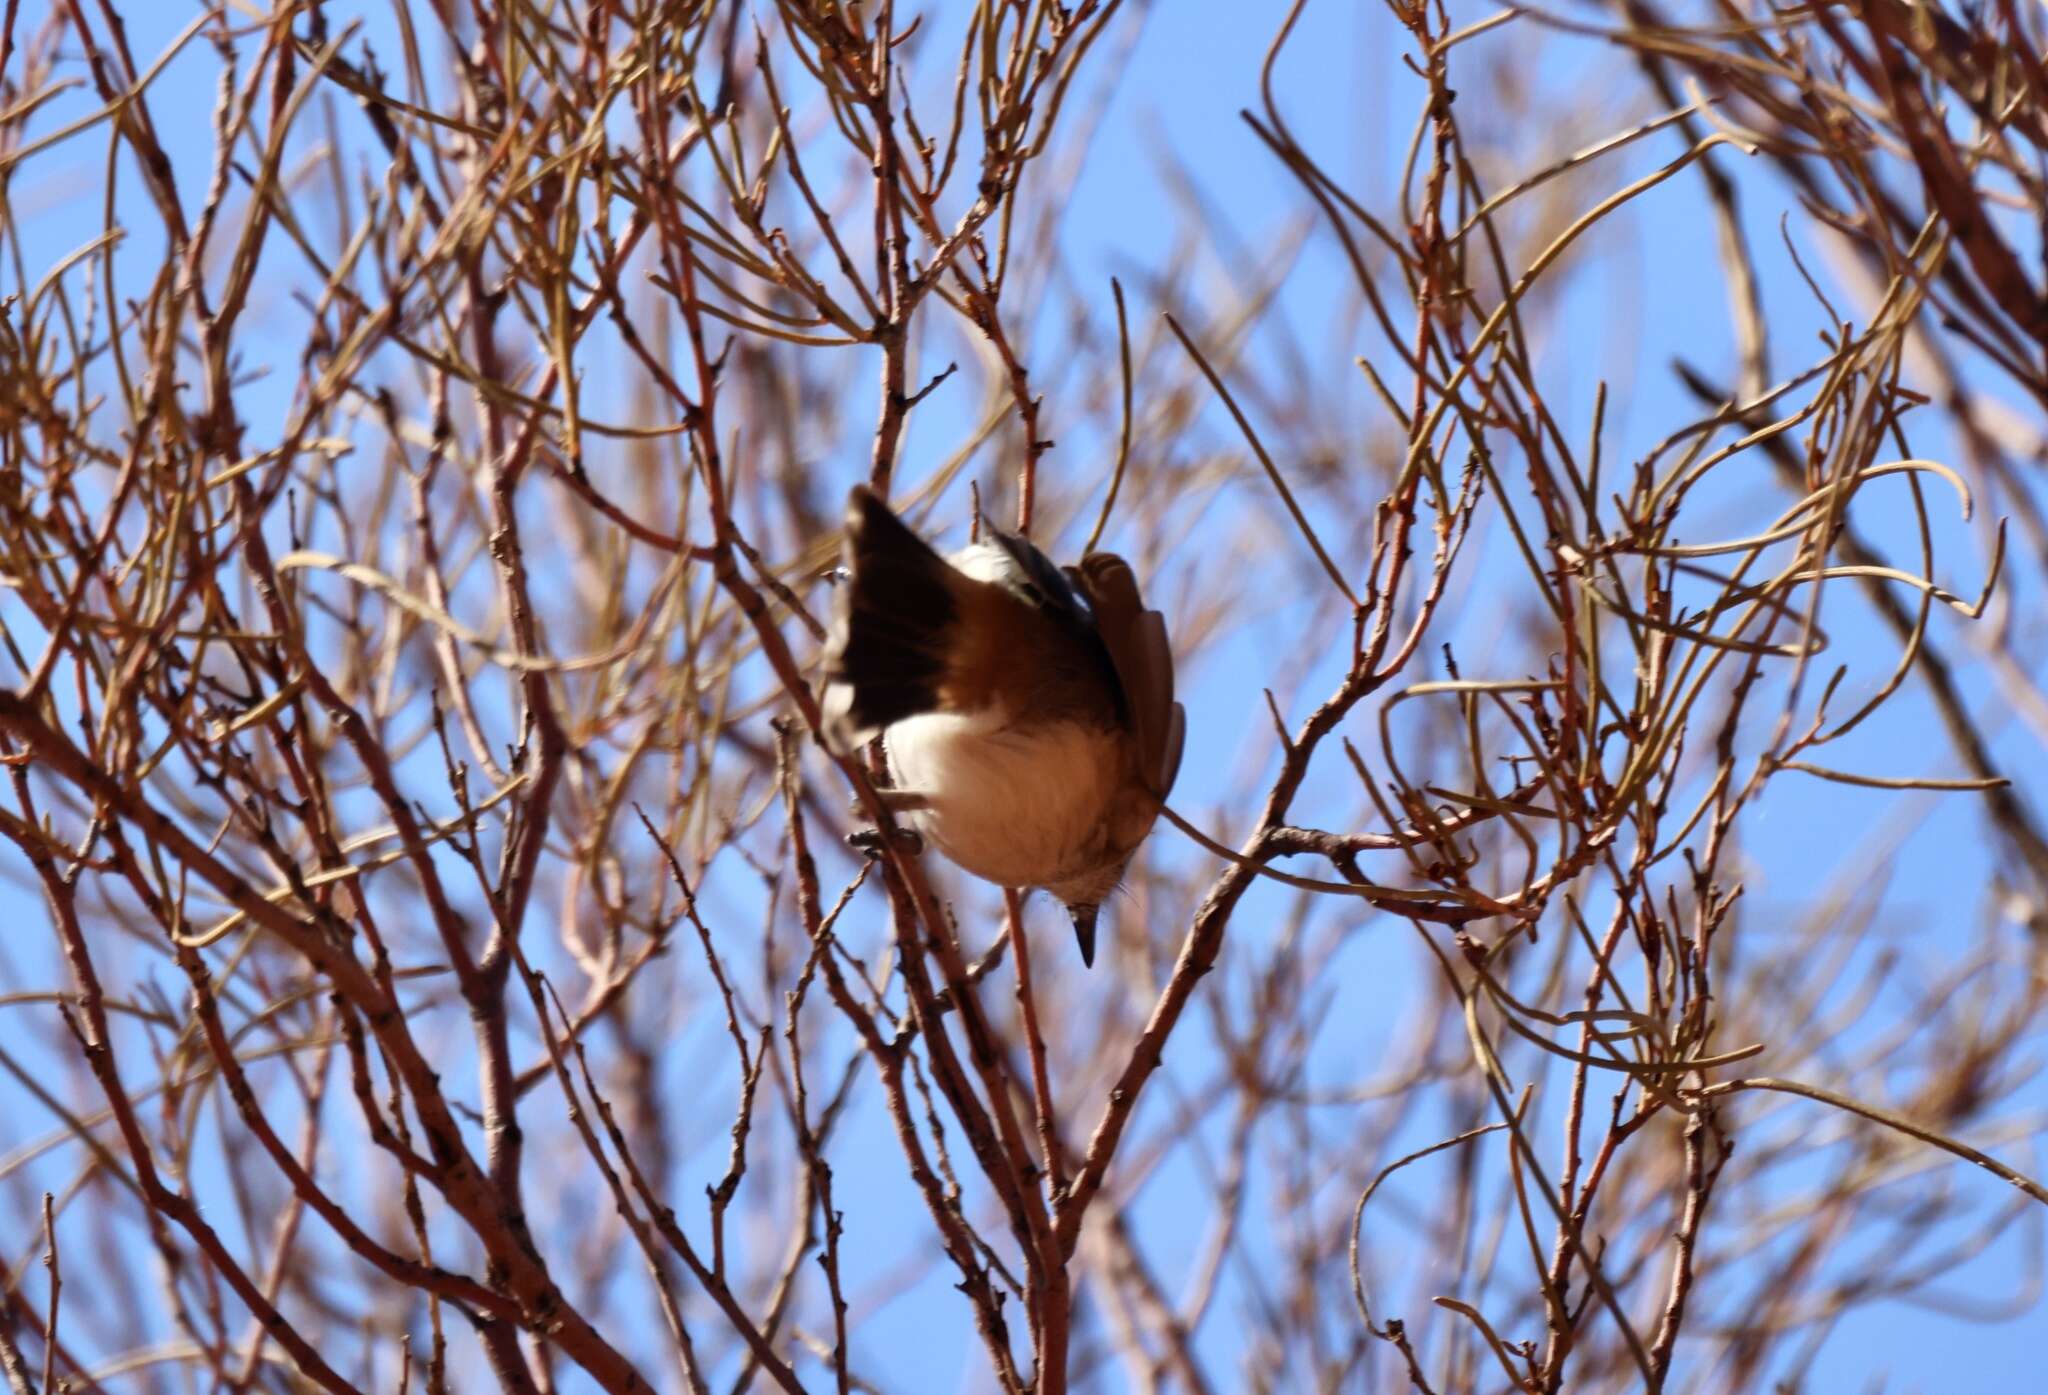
(1, 1, 2042, 1390)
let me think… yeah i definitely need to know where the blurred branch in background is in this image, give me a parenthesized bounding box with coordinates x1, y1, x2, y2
(0, 0, 2044, 1391)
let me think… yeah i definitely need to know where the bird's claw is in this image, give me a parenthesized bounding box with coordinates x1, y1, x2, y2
(848, 826, 924, 860)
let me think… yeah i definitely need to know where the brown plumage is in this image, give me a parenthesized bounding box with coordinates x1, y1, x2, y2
(821, 487, 1185, 965)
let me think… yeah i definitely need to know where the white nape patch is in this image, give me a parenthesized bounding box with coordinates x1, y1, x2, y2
(948, 541, 1027, 589)
(886, 710, 1120, 891)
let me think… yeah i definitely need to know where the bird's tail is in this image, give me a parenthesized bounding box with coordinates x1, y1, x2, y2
(820, 487, 961, 752)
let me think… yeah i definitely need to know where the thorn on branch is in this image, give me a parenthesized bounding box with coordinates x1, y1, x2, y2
(896, 360, 958, 411)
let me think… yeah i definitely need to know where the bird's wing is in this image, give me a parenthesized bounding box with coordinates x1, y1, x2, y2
(820, 487, 961, 750)
(1071, 552, 1184, 800)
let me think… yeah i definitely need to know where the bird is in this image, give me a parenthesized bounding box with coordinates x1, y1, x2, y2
(819, 485, 1185, 966)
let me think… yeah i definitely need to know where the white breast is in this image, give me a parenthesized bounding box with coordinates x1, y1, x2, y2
(886, 710, 1121, 890)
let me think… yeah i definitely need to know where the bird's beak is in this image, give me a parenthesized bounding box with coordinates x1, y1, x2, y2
(1069, 904, 1098, 968)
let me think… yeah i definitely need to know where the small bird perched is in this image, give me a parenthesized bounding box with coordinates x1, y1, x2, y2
(820, 486, 1185, 966)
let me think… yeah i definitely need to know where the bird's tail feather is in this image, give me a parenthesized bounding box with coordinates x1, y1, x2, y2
(820, 487, 959, 751)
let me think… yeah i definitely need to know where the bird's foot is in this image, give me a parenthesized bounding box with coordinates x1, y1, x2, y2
(848, 825, 925, 860)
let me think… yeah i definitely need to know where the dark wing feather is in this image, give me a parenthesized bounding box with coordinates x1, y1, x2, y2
(819, 487, 959, 750)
